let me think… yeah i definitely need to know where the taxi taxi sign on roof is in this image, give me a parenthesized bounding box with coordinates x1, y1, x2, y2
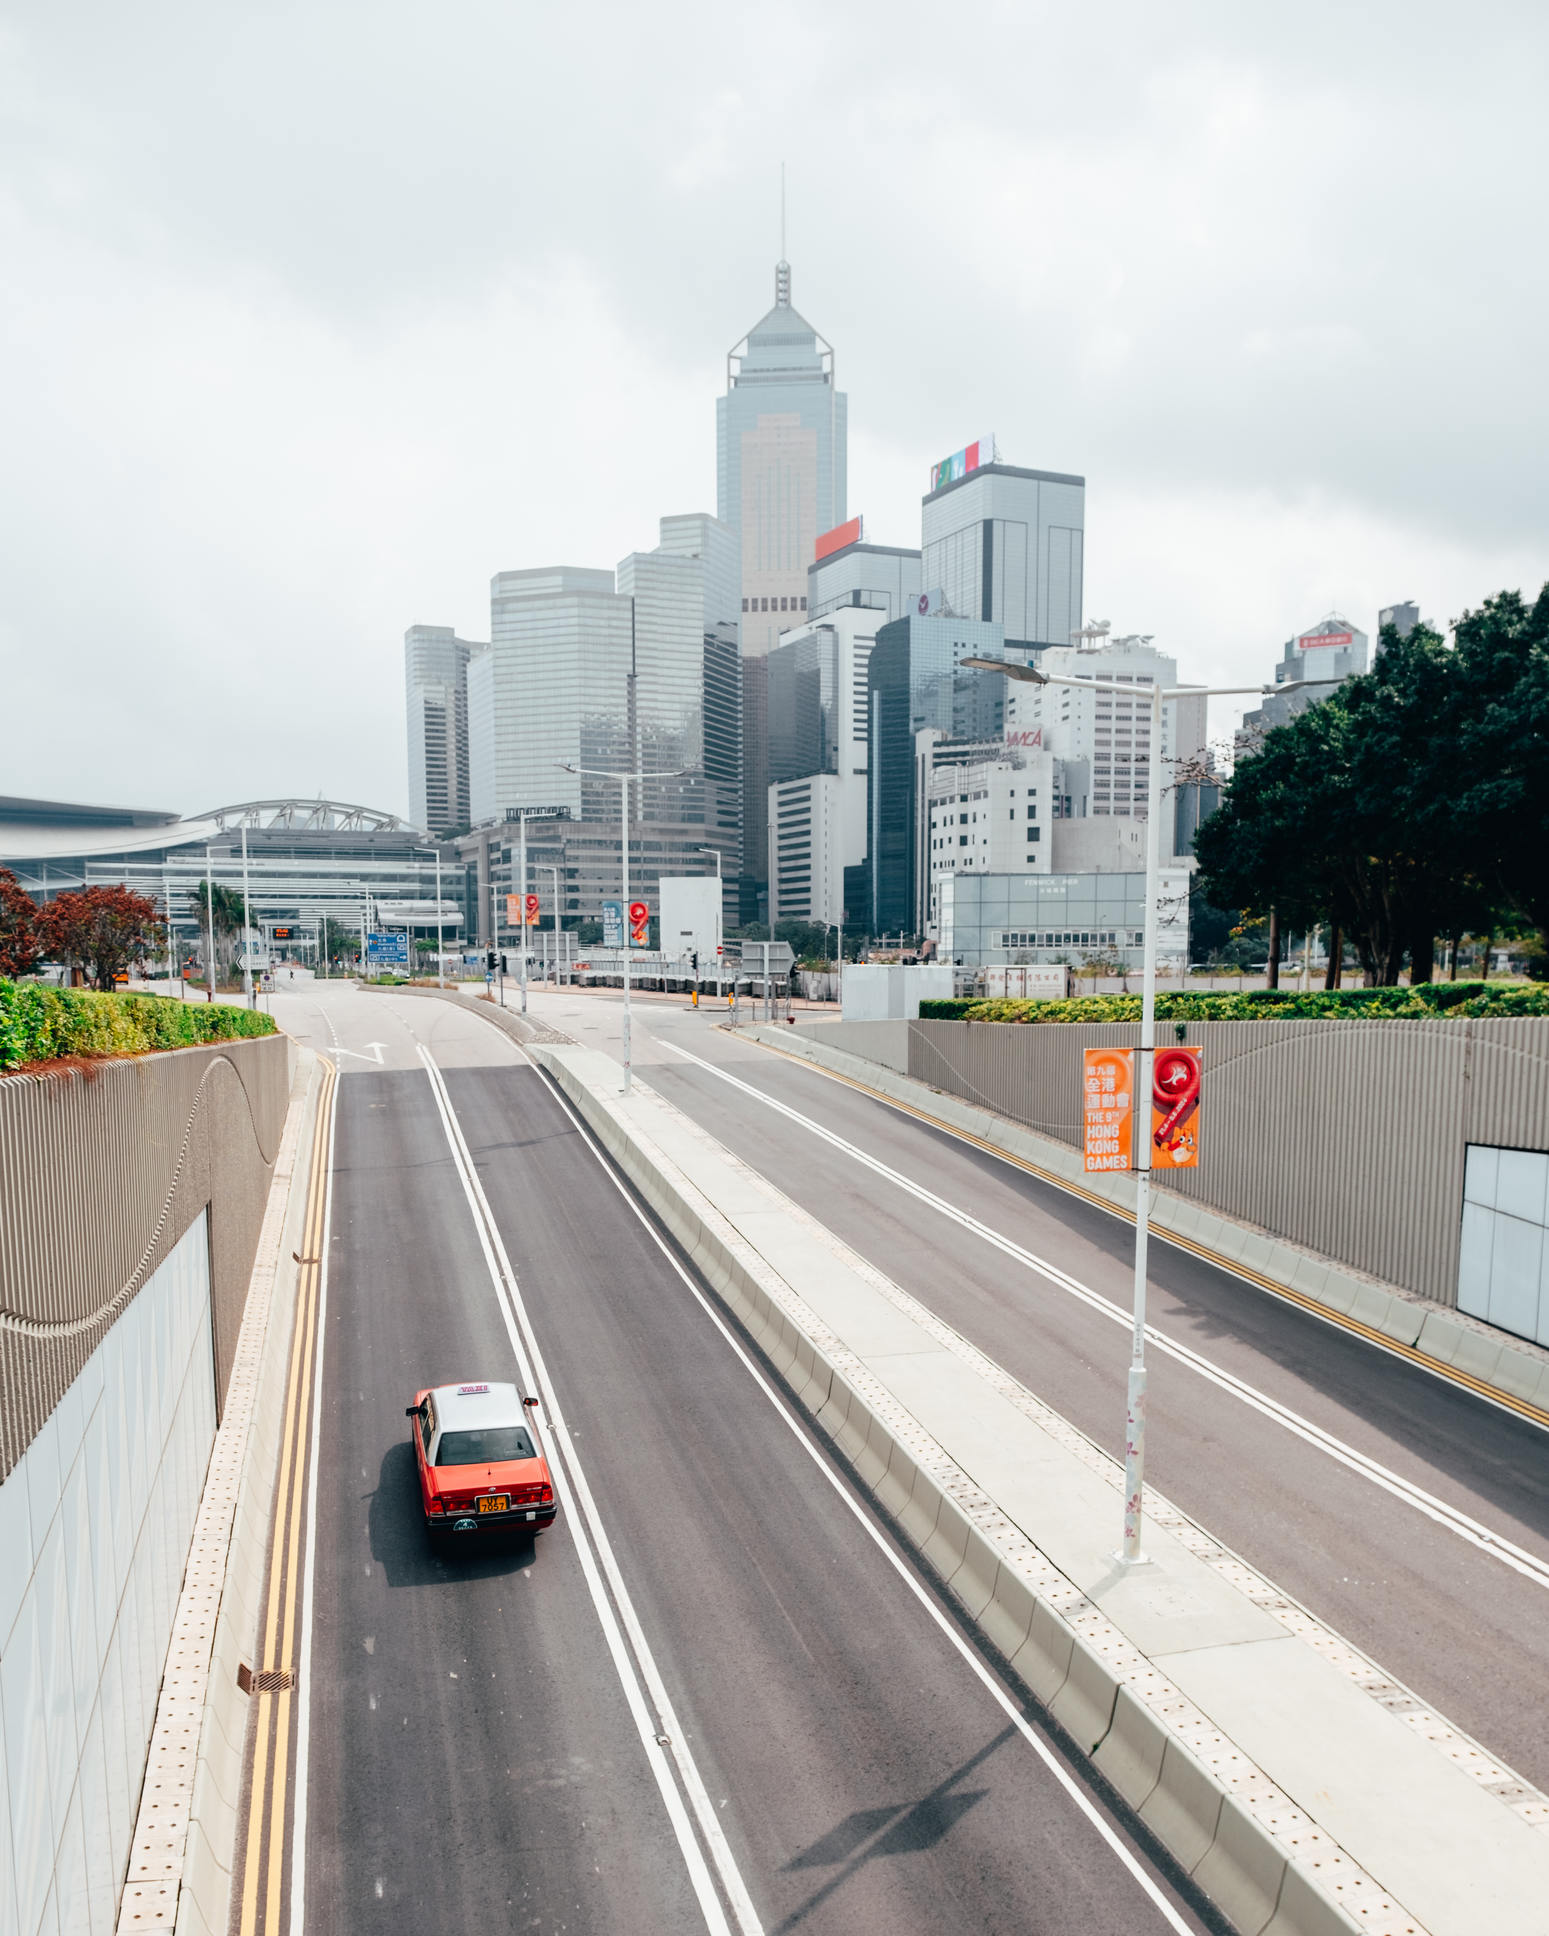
(457, 1383, 490, 1394)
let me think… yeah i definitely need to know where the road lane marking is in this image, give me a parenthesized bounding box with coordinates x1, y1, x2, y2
(288, 1048, 340, 1936)
(416, 1045, 762, 1936)
(730, 1026, 1549, 1434)
(522, 1051, 1201, 1936)
(237, 1057, 336, 1936)
(659, 1038, 1549, 1596)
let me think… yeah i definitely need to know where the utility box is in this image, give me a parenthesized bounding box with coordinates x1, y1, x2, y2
(658, 876, 722, 971)
(842, 963, 955, 1020)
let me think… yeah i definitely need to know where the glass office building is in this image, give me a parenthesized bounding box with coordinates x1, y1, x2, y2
(921, 463, 1085, 648)
(866, 615, 1034, 935)
(404, 625, 483, 835)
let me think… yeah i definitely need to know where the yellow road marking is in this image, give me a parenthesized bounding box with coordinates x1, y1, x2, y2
(237, 1059, 336, 1936)
(738, 1032, 1549, 1433)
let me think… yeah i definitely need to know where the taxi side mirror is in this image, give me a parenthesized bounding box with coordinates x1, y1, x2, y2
(404, 1406, 418, 1417)
(522, 1395, 539, 1408)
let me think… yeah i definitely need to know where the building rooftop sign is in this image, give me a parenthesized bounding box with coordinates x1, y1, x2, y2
(929, 435, 995, 494)
(815, 515, 863, 561)
(1297, 626, 1355, 650)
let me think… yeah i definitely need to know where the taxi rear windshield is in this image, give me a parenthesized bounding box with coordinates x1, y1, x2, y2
(435, 1426, 535, 1466)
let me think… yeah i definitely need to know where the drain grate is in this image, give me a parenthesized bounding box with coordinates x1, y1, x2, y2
(237, 1663, 295, 1695)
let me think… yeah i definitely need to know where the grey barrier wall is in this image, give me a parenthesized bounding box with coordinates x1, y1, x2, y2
(0, 1034, 293, 1485)
(807, 1017, 1549, 1310)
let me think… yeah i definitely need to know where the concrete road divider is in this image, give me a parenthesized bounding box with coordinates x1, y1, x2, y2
(528, 1038, 1549, 1936)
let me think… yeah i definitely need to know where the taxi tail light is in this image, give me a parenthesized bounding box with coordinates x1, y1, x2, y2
(428, 1498, 444, 1514)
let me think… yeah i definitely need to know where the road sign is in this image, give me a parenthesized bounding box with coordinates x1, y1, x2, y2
(1151, 1047, 1202, 1169)
(1082, 1048, 1133, 1173)
(722, 941, 795, 974)
(272, 925, 293, 940)
(601, 901, 624, 949)
(525, 893, 540, 927)
(628, 900, 650, 948)
(366, 931, 409, 966)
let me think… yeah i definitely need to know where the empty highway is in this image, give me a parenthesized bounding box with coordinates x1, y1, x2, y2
(260, 985, 1213, 1934)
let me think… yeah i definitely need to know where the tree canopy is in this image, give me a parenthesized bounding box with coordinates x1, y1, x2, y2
(39, 886, 160, 991)
(1194, 586, 1549, 984)
(0, 869, 43, 979)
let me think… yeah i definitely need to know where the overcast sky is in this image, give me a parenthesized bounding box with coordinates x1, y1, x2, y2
(4, 1, 1546, 819)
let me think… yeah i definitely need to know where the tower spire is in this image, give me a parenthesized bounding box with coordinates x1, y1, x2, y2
(776, 162, 790, 306)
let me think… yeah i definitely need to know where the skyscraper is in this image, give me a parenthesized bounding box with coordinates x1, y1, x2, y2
(462, 522, 741, 939)
(718, 261, 847, 915)
(405, 625, 483, 835)
(920, 458, 1084, 646)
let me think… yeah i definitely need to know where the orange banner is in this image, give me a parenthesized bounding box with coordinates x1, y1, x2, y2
(1082, 1048, 1133, 1173)
(1151, 1046, 1202, 1169)
(505, 893, 521, 926)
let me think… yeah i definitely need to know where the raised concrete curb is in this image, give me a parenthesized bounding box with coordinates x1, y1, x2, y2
(739, 1022, 1549, 1422)
(114, 1047, 324, 1935)
(531, 1040, 1549, 1936)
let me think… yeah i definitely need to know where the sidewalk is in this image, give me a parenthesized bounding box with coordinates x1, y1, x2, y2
(531, 1038, 1549, 1936)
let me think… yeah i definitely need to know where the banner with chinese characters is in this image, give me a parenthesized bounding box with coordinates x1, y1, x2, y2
(1151, 1047, 1202, 1170)
(1082, 1048, 1133, 1173)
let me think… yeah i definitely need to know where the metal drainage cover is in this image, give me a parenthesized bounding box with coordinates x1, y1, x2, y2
(238, 1664, 295, 1694)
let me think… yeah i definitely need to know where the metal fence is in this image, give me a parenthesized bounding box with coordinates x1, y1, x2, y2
(0, 1034, 292, 1483)
(814, 1017, 1549, 1310)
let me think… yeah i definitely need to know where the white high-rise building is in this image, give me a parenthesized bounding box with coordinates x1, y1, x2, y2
(1006, 632, 1207, 846)
(768, 773, 845, 929)
(925, 744, 1057, 934)
(405, 625, 483, 835)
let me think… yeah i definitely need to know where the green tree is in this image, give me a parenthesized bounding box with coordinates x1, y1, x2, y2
(1195, 622, 1514, 984)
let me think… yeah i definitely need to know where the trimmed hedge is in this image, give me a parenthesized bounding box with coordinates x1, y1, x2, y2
(0, 979, 278, 1072)
(916, 982, 1549, 1025)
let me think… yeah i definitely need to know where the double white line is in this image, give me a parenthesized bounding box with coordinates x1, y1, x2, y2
(662, 1038, 1549, 1595)
(416, 1045, 763, 1936)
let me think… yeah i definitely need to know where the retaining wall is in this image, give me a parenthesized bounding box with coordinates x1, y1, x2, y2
(0, 1034, 293, 1482)
(798, 1016, 1549, 1310)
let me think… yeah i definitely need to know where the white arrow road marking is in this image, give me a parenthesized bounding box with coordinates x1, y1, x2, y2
(333, 1041, 387, 1064)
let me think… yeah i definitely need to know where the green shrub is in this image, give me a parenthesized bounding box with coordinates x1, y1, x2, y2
(915, 982, 1549, 1026)
(0, 980, 277, 1071)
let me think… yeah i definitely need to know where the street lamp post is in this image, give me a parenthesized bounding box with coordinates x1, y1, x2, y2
(203, 846, 217, 1004)
(559, 762, 692, 1097)
(964, 656, 1303, 1563)
(541, 864, 561, 981)
(240, 820, 254, 1007)
(435, 849, 445, 989)
(697, 844, 723, 999)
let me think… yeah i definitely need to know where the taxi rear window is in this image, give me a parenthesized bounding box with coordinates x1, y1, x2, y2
(435, 1426, 535, 1466)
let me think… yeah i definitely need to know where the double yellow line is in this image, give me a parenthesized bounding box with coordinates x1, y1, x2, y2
(742, 1033, 1549, 1433)
(238, 1058, 337, 1936)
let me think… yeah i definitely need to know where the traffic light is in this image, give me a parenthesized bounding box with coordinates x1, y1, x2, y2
(690, 951, 699, 975)
(499, 953, 509, 975)
(486, 949, 496, 971)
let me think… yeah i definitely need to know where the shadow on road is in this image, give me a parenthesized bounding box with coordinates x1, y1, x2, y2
(770, 1724, 1010, 1929)
(368, 1439, 539, 1588)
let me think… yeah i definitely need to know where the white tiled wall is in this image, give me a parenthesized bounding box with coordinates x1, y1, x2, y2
(1458, 1144, 1549, 1349)
(0, 1214, 217, 1936)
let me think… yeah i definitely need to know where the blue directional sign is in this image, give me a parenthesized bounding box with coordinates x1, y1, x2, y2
(366, 931, 409, 965)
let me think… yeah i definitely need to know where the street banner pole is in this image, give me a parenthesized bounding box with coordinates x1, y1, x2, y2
(621, 775, 632, 1095)
(240, 821, 254, 1008)
(519, 814, 529, 1016)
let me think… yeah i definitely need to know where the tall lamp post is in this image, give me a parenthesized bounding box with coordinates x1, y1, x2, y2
(964, 656, 1303, 1563)
(541, 864, 562, 982)
(697, 844, 723, 998)
(559, 763, 690, 1097)
(240, 820, 255, 1007)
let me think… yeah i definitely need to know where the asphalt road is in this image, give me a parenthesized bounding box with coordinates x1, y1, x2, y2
(519, 983, 1549, 1798)
(271, 986, 1211, 1935)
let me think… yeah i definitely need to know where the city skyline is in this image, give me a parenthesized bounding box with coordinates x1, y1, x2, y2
(4, 4, 1546, 819)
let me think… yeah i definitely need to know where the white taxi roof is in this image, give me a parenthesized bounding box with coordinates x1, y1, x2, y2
(430, 1381, 523, 1434)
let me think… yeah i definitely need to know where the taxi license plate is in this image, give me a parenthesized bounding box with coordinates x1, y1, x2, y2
(477, 1495, 508, 1514)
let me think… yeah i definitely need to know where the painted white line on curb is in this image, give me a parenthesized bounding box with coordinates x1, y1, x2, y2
(660, 1037, 1549, 1596)
(416, 1045, 762, 1936)
(522, 1049, 1202, 1936)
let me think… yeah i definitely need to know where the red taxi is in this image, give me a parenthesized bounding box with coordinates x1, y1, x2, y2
(406, 1381, 557, 1538)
